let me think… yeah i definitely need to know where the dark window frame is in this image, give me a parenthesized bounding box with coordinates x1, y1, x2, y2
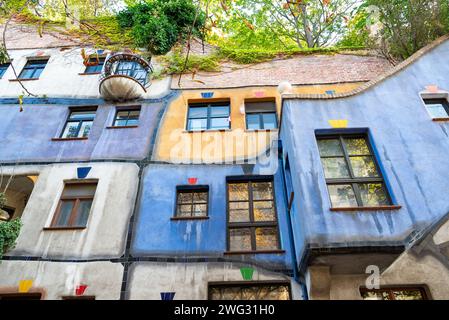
(18, 58, 49, 80)
(423, 98, 449, 119)
(226, 176, 281, 253)
(360, 286, 429, 300)
(49, 180, 98, 229)
(317, 133, 392, 208)
(112, 107, 141, 127)
(244, 99, 278, 130)
(174, 185, 209, 219)
(186, 101, 231, 131)
(0, 293, 42, 300)
(0, 62, 10, 78)
(83, 56, 106, 74)
(62, 296, 96, 300)
(60, 107, 97, 139)
(208, 281, 292, 300)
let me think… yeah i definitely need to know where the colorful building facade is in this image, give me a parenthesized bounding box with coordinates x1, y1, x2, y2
(1, 22, 448, 300)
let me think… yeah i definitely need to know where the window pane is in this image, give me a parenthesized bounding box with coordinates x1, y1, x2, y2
(193, 204, 207, 217)
(69, 111, 96, 120)
(321, 157, 350, 178)
(62, 184, 97, 197)
(177, 204, 192, 217)
(350, 156, 379, 177)
(358, 183, 390, 206)
(253, 201, 276, 221)
(210, 117, 229, 129)
(19, 68, 35, 79)
(126, 118, 139, 126)
(361, 291, 383, 300)
(255, 227, 279, 250)
(193, 192, 208, 203)
(54, 200, 74, 226)
(393, 290, 424, 300)
(177, 192, 193, 204)
(229, 202, 250, 222)
(229, 228, 252, 251)
(246, 114, 260, 130)
(318, 139, 344, 156)
(128, 110, 140, 119)
(188, 118, 207, 130)
(79, 121, 93, 137)
(188, 107, 208, 118)
(32, 67, 44, 78)
(114, 119, 128, 127)
(210, 106, 229, 117)
(427, 105, 449, 118)
(344, 138, 371, 155)
(74, 200, 92, 226)
(252, 182, 273, 200)
(328, 184, 358, 208)
(262, 113, 277, 129)
(229, 183, 249, 201)
(61, 121, 80, 138)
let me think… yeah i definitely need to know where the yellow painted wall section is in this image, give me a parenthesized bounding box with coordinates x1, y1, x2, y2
(154, 82, 364, 163)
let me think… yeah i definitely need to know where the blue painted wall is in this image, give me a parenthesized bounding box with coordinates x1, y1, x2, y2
(280, 39, 449, 264)
(0, 100, 166, 162)
(132, 163, 293, 270)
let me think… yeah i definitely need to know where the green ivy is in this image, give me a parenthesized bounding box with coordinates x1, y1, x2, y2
(160, 50, 221, 74)
(0, 219, 22, 260)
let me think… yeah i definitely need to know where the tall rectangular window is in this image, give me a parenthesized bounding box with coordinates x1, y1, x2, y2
(360, 287, 428, 300)
(61, 109, 97, 139)
(50, 182, 97, 228)
(227, 178, 280, 252)
(209, 282, 291, 300)
(18, 59, 48, 79)
(245, 100, 277, 130)
(317, 134, 392, 208)
(187, 102, 230, 131)
(423, 98, 449, 119)
(113, 108, 141, 127)
(175, 186, 209, 218)
(84, 57, 105, 74)
(0, 63, 10, 78)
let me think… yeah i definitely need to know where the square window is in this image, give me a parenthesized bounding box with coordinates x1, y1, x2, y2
(50, 182, 97, 228)
(60, 109, 96, 139)
(423, 98, 449, 119)
(245, 100, 277, 130)
(175, 186, 209, 218)
(187, 102, 230, 131)
(84, 57, 105, 74)
(209, 283, 291, 300)
(317, 134, 392, 208)
(19, 59, 48, 79)
(113, 108, 141, 127)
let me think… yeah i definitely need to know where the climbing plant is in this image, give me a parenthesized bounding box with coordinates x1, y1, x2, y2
(117, 0, 206, 55)
(0, 218, 23, 260)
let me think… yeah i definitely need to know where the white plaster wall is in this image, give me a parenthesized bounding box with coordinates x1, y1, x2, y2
(0, 260, 123, 300)
(433, 220, 449, 245)
(0, 48, 171, 99)
(3, 162, 139, 258)
(329, 252, 449, 300)
(3, 189, 27, 219)
(128, 262, 302, 300)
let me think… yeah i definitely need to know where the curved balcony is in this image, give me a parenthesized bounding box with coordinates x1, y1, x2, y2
(99, 53, 153, 101)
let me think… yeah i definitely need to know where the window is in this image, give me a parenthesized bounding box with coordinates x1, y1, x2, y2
(245, 100, 277, 130)
(62, 296, 96, 300)
(0, 63, 10, 78)
(187, 102, 230, 131)
(209, 282, 290, 300)
(113, 108, 141, 127)
(113, 60, 148, 85)
(175, 186, 209, 218)
(317, 134, 392, 208)
(50, 182, 97, 228)
(60, 109, 96, 139)
(360, 287, 428, 300)
(84, 57, 105, 74)
(423, 98, 449, 119)
(0, 293, 42, 300)
(18, 59, 48, 79)
(227, 178, 280, 252)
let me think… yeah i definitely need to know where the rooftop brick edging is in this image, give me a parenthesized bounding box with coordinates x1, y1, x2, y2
(171, 53, 392, 90)
(282, 34, 449, 101)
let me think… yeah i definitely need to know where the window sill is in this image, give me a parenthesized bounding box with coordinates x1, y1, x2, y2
(330, 205, 402, 212)
(106, 125, 139, 129)
(432, 118, 449, 122)
(78, 72, 101, 76)
(224, 250, 285, 255)
(9, 78, 39, 82)
(245, 129, 279, 133)
(183, 129, 231, 133)
(43, 226, 86, 231)
(171, 216, 209, 221)
(51, 137, 88, 141)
